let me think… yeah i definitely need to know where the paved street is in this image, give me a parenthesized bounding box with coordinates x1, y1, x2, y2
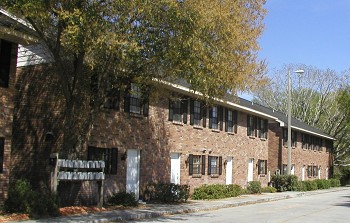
(130, 189, 350, 223)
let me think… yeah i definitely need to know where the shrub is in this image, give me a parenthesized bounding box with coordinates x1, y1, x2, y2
(293, 181, 307, 191)
(107, 191, 138, 207)
(303, 180, 318, 191)
(271, 175, 298, 192)
(143, 183, 190, 203)
(314, 179, 331, 189)
(247, 181, 261, 194)
(4, 179, 32, 213)
(261, 186, 277, 193)
(3, 179, 59, 217)
(329, 178, 341, 187)
(192, 184, 244, 200)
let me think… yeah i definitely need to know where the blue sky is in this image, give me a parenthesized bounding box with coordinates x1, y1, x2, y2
(240, 0, 350, 100)
(260, 0, 350, 71)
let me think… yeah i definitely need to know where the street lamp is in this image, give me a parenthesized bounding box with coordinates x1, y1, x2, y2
(286, 69, 304, 175)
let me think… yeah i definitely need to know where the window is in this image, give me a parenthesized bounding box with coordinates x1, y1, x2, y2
(258, 160, 267, 175)
(302, 133, 309, 150)
(0, 138, 4, 173)
(169, 97, 188, 123)
(283, 129, 297, 147)
(103, 88, 120, 110)
(247, 115, 256, 137)
(258, 118, 268, 139)
(189, 154, 205, 175)
(0, 39, 13, 88)
(208, 156, 222, 175)
(225, 109, 237, 133)
(124, 84, 149, 116)
(88, 147, 117, 174)
(190, 100, 206, 127)
(209, 106, 223, 130)
(307, 165, 318, 178)
(326, 140, 333, 153)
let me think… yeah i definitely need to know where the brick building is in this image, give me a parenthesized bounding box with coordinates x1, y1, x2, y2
(0, 9, 334, 205)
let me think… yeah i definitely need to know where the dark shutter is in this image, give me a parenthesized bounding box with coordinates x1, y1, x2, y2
(201, 155, 206, 175)
(124, 90, 130, 113)
(258, 159, 261, 174)
(189, 154, 193, 175)
(209, 108, 213, 129)
(87, 146, 95, 160)
(219, 156, 222, 175)
(219, 107, 224, 131)
(190, 99, 194, 125)
(110, 148, 118, 174)
(225, 109, 228, 132)
(0, 138, 4, 173)
(207, 156, 212, 175)
(247, 115, 250, 136)
(143, 99, 149, 117)
(202, 104, 206, 128)
(168, 99, 173, 121)
(264, 160, 267, 175)
(182, 99, 188, 124)
(264, 119, 268, 139)
(254, 117, 257, 137)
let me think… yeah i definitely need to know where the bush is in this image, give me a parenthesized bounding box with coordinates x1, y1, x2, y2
(192, 184, 244, 200)
(293, 181, 307, 191)
(107, 191, 138, 207)
(143, 183, 190, 203)
(247, 181, 261, 194)
(3, 179, 59, 217)
(329, 178, 341, 187)
(271, 175, 298, 192)
(303, 180, 318, 191)
(261, 186, 277, 193)
(314, 179, 331, 189)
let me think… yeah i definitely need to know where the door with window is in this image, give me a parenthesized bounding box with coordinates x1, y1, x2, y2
(126, 149, 140, 200)
(226, 157, 233, 185)
(247, 158, 254, 182)
(170, 153, 181, 185)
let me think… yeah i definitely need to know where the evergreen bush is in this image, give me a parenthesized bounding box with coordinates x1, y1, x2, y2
(107, 191, 138, 207)
(143, 183, 190, 203)
(247, 181, 261, 194)
(192, 184, 244, 200)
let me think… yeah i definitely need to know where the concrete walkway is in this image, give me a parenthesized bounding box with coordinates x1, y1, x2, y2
(12, 187, 348, 223)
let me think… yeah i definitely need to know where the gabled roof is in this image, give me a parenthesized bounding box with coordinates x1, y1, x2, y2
(0, 8, 38, 45)
(158, 79, 335, 141)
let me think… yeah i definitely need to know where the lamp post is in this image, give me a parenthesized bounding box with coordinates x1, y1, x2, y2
(286, 69, 304, 175)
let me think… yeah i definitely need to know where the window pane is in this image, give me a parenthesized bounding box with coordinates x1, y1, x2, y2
(193, 156, 200, 174)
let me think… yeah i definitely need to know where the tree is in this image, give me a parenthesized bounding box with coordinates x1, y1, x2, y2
(253, 64, 350, 166)
(2, 0, 266, 158)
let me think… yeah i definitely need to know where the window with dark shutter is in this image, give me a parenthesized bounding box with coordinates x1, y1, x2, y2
(88, 146, 118, 175)
(182, 99, 188, 124)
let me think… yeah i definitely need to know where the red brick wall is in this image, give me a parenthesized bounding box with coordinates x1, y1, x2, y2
(0, 42, 18, 204)
(268, 123, 331, 180)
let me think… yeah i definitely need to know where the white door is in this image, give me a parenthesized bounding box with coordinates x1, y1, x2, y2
(318, 166, 321, 179)
(326, 167, 329, 180)
(291, 164, 295, 175)
(301, 165, 305, 181)
(126, 149, 140, 199)
(226, 157, 233, 185)
(247, 158, 254, 182)
(170, 153, 181, 185)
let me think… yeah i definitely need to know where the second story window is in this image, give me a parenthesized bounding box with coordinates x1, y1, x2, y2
(168, 97, 188, 124)
(247, 115, 256, 137)
(283, 129, 297, 147)
(258, 118, 268, 139)
(190, 99, 206, 127)
(124, 84, 149, 116)
(226, 109, 238, 133)
(209, 106, 223, 130)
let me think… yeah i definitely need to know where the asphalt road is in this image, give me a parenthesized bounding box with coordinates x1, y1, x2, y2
(130, 188, 350, 223)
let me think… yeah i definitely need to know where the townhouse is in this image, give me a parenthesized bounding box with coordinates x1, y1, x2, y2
(0, 9, 334, 205)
